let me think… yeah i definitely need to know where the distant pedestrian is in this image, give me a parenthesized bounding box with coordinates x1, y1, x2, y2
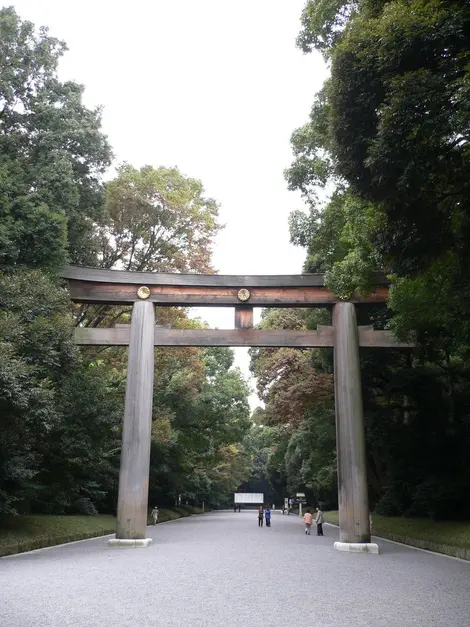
(281, 504, 286, 515)
(315, 507, 324, 536)
(265, 506, 271, 527)
(238, 504, 241, 512)
(303, 509, 313, 535)
(151, 506, 159, 525)
(258, 505, 264, 527)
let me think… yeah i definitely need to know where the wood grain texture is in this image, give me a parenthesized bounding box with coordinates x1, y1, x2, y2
(359, 328, 415, 348)
(235, 306, 254, 329)
(66, 280, 390, 307)
(116, 301, 155, 540)
(61, 265, 330, 287)
(75, 327, 131, 345)
(333, 303, 371, 544)
(74, 326, 413, 348)
(60, 266, 389, 290)
(74, 327, 336, 347)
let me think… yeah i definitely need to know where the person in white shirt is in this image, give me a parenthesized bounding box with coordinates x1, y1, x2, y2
(315, 507, 324, 536)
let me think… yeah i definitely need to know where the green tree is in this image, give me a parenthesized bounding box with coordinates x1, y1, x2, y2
(245, 308, 336, 506)
(0, 8, 115, 516)
(148, 343, 252, 509)
(0, 6, 111, 269)
(98, 164, 221, 273)
(0, 7, 248, 520)
(0, 271, 122, 515)
(250, 308, 333, 426)
(283, 0, 470, 519)
(80, 163, 223, 328)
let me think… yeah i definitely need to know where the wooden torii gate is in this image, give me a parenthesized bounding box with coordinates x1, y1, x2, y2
(62, 266, 413, 553)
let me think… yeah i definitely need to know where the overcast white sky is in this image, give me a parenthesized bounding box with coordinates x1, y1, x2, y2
(12, 0, 328, 408)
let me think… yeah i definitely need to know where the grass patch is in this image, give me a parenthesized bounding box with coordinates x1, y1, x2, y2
(324, 511, 470, 557)
(0, 514, 116, 557)
(179, 505, 205, 515)
(152, 508, 185, 523)
(1, 506, 209, 557)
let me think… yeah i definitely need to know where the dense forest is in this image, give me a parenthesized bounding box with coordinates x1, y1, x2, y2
(0, 7, 252, 517)
(247, 0, 470, 521)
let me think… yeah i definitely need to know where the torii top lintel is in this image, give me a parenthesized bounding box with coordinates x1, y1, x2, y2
(61, 266, 389, 307)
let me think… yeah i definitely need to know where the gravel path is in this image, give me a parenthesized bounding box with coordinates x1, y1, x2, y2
(1, 510, 469, 627)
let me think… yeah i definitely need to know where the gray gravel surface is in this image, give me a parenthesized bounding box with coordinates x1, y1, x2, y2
(1, 510, 469, 627)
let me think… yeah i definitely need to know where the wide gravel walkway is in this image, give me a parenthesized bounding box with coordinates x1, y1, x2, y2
(1, 510, 469, 626)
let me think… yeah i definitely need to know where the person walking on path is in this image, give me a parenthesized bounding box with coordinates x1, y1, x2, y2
(258, 505, 264, 527)
(315, 507, 324, 536)
(151, 506, 159, 525)
(265, 506, 271, 527)
(303, 509, 313, 535)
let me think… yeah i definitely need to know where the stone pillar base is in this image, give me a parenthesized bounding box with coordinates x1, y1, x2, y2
(108, 538, 152, 548)
(334, 541, 379, 554)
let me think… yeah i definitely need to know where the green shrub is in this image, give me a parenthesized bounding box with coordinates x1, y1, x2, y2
(0, 515, 116, 556)
(323, 511, 470, 554)
(1, 507, 210, 556)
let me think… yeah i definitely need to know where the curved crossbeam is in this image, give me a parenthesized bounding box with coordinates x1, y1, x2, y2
(60, 266, 389, 307)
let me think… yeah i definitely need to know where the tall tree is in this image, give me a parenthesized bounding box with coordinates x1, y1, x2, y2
(0, 270, 122, 515)
(149, 345, 252, 508)
(247, 308, 336, 505)
(98, 164, 221, 273)
(80, 163, 222, 328)
(0, 7, 248, 519)
(283, 0, 470, 519)
(0, 6, 112, 268)
(0, 8, 113, 516)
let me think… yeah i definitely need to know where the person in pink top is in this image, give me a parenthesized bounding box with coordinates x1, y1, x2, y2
(303, 509, 313, 535)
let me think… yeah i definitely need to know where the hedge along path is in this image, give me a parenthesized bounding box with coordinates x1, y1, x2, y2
(323, 512, 470, 561)
(0, 507, 205, 557)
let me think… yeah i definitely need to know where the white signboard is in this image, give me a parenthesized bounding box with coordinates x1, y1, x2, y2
(234, 493, 264, 504)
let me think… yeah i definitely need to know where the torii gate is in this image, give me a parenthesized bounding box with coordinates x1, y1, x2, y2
(62, 266, 413, 553)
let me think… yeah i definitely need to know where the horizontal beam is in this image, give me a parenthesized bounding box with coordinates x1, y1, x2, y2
(65, 281, 389, 307)
(75, 327, 334, 347)
(359, 328, 415, 348)
(61, 265, 389, 288)
(74, 327, 414, 349)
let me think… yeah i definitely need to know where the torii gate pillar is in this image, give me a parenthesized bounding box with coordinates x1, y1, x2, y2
(108, 300, 155, 548)
(333, 303, 378, 553)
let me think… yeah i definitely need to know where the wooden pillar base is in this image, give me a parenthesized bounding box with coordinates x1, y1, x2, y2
(334, 541, 379, 554)
(108, 538, 152, 548)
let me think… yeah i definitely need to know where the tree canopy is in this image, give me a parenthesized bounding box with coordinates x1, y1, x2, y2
(246, 308, 337, 508)
(0, 7, 112, 269)
(0, 7, 250, 517)
(268, 0, 470, 519)
(98, 164, 221, 273)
